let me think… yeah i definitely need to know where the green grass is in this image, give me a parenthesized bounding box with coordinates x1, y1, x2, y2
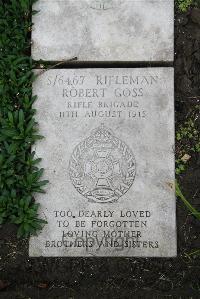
(0, 0, 48, 238)
(176, 181, 200, 221)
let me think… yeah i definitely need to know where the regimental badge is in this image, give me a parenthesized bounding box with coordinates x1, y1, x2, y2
(69, 124, 136, 203)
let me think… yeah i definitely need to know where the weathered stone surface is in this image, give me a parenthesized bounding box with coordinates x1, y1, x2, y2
(32, 0, 174, 62)
(29, 68, 176, 257)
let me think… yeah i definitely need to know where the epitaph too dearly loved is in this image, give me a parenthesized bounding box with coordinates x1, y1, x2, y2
(29, 68, 176, 257)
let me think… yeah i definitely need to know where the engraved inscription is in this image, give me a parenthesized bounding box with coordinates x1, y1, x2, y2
(90, 0, 116, 10)
(69, 124, 136, 203)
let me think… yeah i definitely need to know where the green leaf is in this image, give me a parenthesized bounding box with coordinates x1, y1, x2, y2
(25, 119, 35, 134)
(8, 111, 14, 124)
(176, 181, 200, 221)
(18, 109, 24, 127)
(17, 225, 25, 238)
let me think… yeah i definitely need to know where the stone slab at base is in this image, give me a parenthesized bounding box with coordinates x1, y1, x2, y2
(32, 0, 174, 62)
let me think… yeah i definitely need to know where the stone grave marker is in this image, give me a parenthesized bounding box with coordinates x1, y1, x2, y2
(29, 68, 176, 257)
(32, 0, 174, 62)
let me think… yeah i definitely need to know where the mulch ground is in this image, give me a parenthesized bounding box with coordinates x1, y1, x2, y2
(0, 8, 200, 299)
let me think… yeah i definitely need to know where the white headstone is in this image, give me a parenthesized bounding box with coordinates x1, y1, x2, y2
(32, 0, 174, 62)
(29, 68, 176, 257)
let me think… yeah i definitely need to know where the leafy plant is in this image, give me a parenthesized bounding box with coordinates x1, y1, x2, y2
(176, 0, 200, 11)
(176, 0, 193, 11)
(0, 0, 48, 238)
